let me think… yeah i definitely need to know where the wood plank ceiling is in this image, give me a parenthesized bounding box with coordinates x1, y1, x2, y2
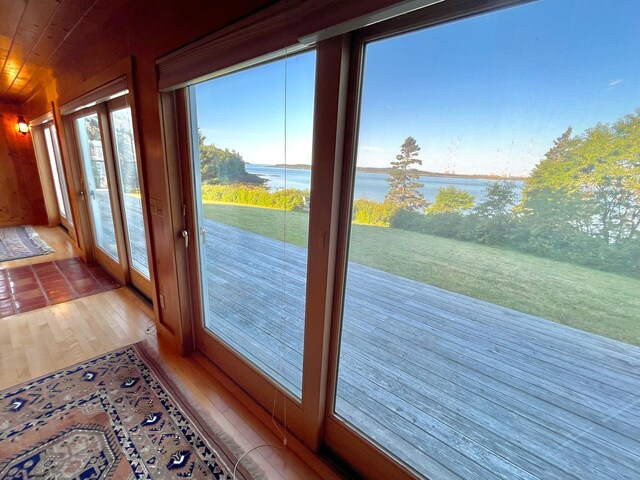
(0, 0, 111, 104)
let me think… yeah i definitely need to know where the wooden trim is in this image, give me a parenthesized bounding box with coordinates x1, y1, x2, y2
(59, 76, 128, 116)
(300, 35, 351, 450)
(57, 58, 132, 111)
(354, 0, 532, 43)
(176, 79, 310, 439)
(49, 106, 78, 243)
(46, 123, 74, 235)
(324, 416, 419, 480)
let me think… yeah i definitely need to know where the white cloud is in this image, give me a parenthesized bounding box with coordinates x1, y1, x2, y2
(608, 79, 623, 87)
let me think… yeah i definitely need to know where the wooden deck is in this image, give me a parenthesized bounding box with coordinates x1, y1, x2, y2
(202, 219, 640, 480)
(97, 191, 150, 278)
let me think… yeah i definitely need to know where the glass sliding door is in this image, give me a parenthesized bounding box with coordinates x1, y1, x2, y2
(329, 1, 640, 479)
(73, 99, 152, 294)
(43, 124, 73, 229)
(109, 99, 152, 296)
(189, 50, 316, 400)
(75, 111, 121, 265)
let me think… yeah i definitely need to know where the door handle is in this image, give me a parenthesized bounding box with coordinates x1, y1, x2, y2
(180, 229, 189, 248)
(200, 227, 207, 243)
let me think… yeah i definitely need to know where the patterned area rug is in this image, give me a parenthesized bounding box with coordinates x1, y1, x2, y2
(0, 343, 257, 479)
(0, 226, 54, 263)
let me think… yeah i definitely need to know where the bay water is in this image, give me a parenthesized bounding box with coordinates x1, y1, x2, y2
(246, 164, 524, 203)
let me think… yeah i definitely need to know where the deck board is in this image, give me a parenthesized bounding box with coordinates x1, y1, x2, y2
(200, 218, 640, 479)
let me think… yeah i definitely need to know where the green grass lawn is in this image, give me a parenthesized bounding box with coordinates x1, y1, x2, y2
(202, 202, 640, 346)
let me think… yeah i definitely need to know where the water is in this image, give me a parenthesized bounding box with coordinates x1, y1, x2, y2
(246, 164, 524, 203)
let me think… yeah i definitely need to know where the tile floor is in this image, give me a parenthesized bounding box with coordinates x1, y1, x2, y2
(0, 257, 120, 317)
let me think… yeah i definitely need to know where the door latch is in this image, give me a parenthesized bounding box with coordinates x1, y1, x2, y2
(180, 229, 189, 248)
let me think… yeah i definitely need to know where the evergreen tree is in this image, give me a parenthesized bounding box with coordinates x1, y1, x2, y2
(385, 137, 428, 211)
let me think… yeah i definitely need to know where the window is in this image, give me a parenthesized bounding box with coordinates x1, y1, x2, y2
(189, 51, 316, 398)
(43, 125, 72, 225)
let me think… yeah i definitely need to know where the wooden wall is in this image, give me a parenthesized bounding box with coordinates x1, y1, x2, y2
(0, 103, 47, 226)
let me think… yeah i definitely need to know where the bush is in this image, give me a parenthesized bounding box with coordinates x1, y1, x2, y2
(201, 184, 307, 211)
(352, 199, 399, 227)
(391, 209, 640, 278)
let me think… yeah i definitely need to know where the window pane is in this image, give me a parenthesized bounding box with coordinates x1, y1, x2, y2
(192, 51, 316, 397)
(76, 113, 119, 260)
(44, 127, 66, 218)
(336, 1, 640, 478)
(48, 125, 73, 226)
(111, 107, 150, 278)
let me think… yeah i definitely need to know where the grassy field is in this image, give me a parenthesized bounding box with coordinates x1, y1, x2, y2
(202, 202, 640, 346)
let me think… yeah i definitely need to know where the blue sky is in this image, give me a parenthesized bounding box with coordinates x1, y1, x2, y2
(194, 0, 639, 176)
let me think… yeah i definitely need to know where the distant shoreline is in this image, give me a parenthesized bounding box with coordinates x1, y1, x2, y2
(255, 163, 528, 181)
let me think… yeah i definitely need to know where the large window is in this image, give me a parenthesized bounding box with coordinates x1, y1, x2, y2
(190, 51, 316, 398)
(334, 0, 640, 478)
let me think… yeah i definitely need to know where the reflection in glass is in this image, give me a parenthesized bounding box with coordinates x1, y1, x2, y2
(44, 126, 67, 219)
(76, 113, 119, 260)
(192, 51, 316, 397)
(111, 107, 150, 278)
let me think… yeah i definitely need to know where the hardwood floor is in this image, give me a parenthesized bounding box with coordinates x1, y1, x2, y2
(0, 226, 338, 480)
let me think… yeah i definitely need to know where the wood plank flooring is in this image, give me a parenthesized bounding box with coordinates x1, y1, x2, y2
(202, 219, 640, 480)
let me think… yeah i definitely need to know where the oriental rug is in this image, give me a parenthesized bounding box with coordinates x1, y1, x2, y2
(0, 226, 54, 263)
(0, 343, 257, 479)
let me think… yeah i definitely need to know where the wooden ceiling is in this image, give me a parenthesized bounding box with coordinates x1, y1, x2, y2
(1, 0, 94, 103)
(0, 0, 129, 104)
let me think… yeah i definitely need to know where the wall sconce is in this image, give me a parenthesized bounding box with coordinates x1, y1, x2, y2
(17, 116, 29, 135)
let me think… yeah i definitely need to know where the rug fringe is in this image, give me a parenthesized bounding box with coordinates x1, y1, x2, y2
(25, 226, 55, 254)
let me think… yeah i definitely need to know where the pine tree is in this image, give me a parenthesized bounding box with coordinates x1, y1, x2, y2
(385, 136, 428, 211)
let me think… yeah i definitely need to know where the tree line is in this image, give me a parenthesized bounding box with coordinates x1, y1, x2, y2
(378, 110, 640, 277)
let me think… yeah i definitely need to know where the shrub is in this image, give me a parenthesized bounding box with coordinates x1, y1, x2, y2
(201, 184, 307, 211)
(352, 199, 399, 227)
